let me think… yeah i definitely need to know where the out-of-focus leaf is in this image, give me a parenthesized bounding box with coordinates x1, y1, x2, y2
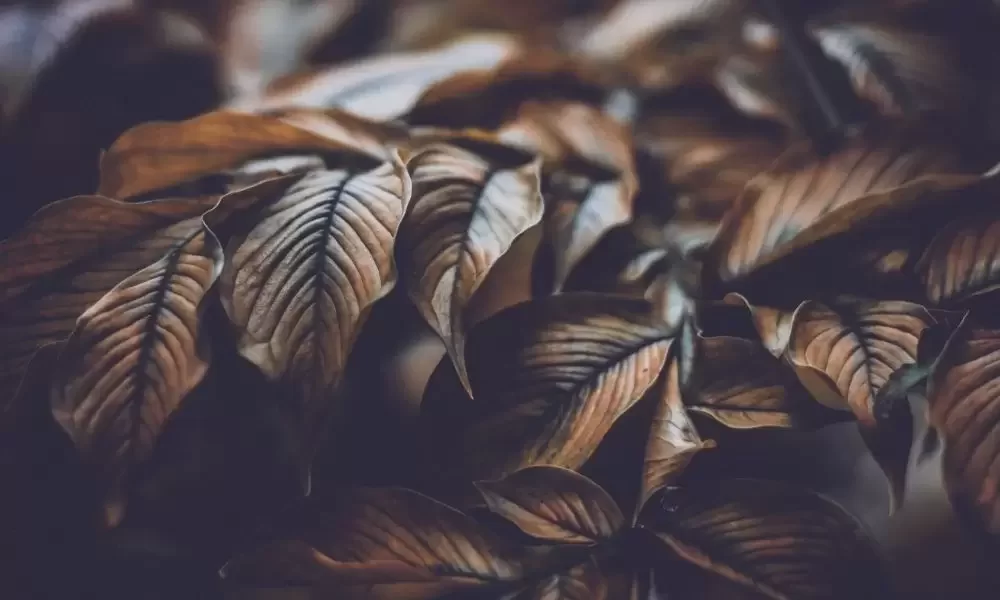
(98, 110, 393, 200)
(642, 479, 888, 600)
(706, 133, 965, 292)
(221, 487, 524, 599)
(500, 101, 638, 292)
(46, 223, 222, 527)
(0, 194, 222, 413)
(688, 335, 848, 429)
(397, 139, 543, 395)
(219, 152, 411, 479)
(476, 466, 624, 544)
(504, 560, 609, 600)
(227, 35, 521, 119)
(424, 293, 672, 482)
(713, 49, 796, 127)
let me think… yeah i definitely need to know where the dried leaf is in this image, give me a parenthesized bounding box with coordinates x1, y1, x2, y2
(723, 293, 801, 357)
(642, 479, 888, 600)
(222, 487, 523, 599)
(49, 224, 223, 527)
(476, 466, 624, 544)
(707, 135, 963, 288)
(688, 335, 847, 429)
(97, 110, 390, 200)
(398, 140, 543, 395)
(639, 353, 715, 515)
(425, 293, 672, 481)
(0, 194, 221, 412)
(219, 152, 411, 471)
(505, 560, 608, 600)
(917, 210, 1000, 307)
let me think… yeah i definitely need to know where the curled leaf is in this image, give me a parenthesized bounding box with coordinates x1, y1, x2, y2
(219, 153, 411, 470)
(222, 487, 523, 599)
(424, 293, 672, 482)
(642, 479, 888, 600)
(0, 194, 221, 411)
(722, 293, 802, 357)
(476, 466, 624, 544)
(49, 225, 223, 527)
(398, 139, 543, 395)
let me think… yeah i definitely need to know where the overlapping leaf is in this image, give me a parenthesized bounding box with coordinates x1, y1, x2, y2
(219, 152, 411, 471)
(642, 479, 888, 600)
(398, 139, 543, 394)
(0, 194, 221, 412)
(423, 293, 672, 482)
(476, 466, 624, 544)
(222, 487, 524, 599)
(46, 224, 223, 527)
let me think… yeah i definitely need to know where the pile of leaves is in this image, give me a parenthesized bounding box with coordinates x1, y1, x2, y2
(3, 0, 1000, 598)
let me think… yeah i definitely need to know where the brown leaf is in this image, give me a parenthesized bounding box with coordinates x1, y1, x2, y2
(927, 325, 1000, 534)
(713, 50, 796, 128)
(707, 134, 963, 288)
(424, 293, 672, 482)
(48, 224, 223, 527)
(639, 352, 715, 514)
(786, 299, 934, 423)
(507, 559, 609, 600)
(227, 35, 521, 119)
(476, 466, 624, 544)
(219, 151, 411, 472)
(221, 487, 523, 599)
(642, 479, 888, 600)
(0, 194, 221, 413)
(917, 210, 1000, 307)
(689, 335, 847, 430)
(398, 139, 543, 395)
(97, 110, 389, 200)
(500, 102, 638, 292)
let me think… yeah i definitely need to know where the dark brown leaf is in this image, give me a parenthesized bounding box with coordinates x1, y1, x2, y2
(506, 559, 608, 600)
(642, 479, 888, 600)
(0, 194, 221, 413)
(48, 224, 223, 527)
(722, 293, 802, 357)
(219, 152, 411, 472)
(221, 487, 524, 599)
(398, 139, 543, 395)
(97, 110, 390, 200)
(688, 335, 847, 429)
(476, 466, 624, 544)
(425, 293, 672, 482)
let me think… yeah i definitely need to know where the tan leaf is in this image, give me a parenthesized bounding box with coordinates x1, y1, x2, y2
(723, 294, 801, 357)
(0, 194, 221, 412)
(639, 353, 715, 514)
(786, 299, 934, 423)
(708, 135, 963, 286)
(97, 110, 388, 200)
(425, 293, 672, 481)
(219, 152, 411, 468)
(476, 466, 624, 544)
(227, 35, 521, 119)
(221, 487, 523, 600)
(927, 326, 1000, 534)
(642, 479, 888, 600)
(398, 139, 543, 395)
(49, 225, 223, 527)
(500, 102, 638, 292)
(918, 212, 1000, 307)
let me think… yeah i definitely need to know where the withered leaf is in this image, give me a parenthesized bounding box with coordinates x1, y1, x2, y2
(642, 479, 888, 600)
(0, 194, 221, 412)
(917, 209, 1000, 308)
(476, 466, 624, 544)
(425, 293, 672, 482)
(926, 325, 1000, 534)
(49, 225, 223, 527)
(786, 299, 933, 423)
(504, 559, 608, 600)
(500, 102, 638, 293)
(639, 351, 715, 515)
(723, 293, 802, 357)
(227, 35, 521, 119)
(707, 135, 963, 289)
(222, 487, 523, 599)
(219, 152, 411, 469)
(688, 335, 846, 429)
(398, 140, 543, 394)
(97, 110, 390, 200)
